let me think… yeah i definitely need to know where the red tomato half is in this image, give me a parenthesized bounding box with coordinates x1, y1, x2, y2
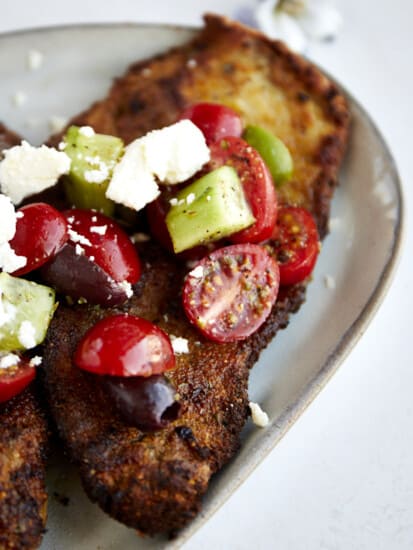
(0, 359, 35, 403)
(64, 209, 141, 284)
(74, 314, 175, 377)
(183, 244, 279, 342)
(208, 137, 278, 244)
(267, 206, 320, 286)
(10, 203, 68, 276)
(179, 102, 243, 144)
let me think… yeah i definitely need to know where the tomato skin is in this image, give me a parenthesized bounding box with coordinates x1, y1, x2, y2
(182, 243, 280, 342)
(74, 314, 175, 378)
(208, 137, 278, 244)
(179, 103, 243, 144)
(267, 206, 320, 286)
(0, 360, 35, 403)
(10, 203, 68, 276)
(63, 209, 141, 284)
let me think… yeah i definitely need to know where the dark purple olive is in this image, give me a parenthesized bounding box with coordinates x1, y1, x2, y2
(102, 374, 181, 431)
(40, 243, 130, 306)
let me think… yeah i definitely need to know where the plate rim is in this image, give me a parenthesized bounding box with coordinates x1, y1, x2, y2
(0, 21, 405, 549)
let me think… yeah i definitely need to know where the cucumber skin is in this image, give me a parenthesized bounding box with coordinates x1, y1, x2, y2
(165, 166, 255, 253)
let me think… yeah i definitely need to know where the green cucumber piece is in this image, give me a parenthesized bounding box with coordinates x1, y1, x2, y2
(63, 126, 124, 216)
(243, 125, 293, 186)
(166, 166, 255, 253)
(0, 273, 56, 352)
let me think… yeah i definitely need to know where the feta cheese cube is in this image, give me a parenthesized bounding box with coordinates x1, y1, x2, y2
(170, 335, 190, 354)
(0, 141, 71, 204)
(249, 401, 269, 428)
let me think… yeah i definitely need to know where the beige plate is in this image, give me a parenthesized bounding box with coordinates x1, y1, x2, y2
(0, 23, 404, 550)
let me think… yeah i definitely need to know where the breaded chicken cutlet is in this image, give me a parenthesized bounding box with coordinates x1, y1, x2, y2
(42, 14, 349, 536)
(0, 124, 48, 550)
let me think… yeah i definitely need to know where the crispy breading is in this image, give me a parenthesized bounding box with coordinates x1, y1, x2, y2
(0, 387, 48, 549)
(43, 14, 349, 535)
(0, 125, 48, 550)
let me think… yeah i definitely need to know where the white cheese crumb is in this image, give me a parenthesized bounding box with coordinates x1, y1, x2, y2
(206, 195, 211, 201)
(106, 140, 160, 211)
(75, 244, 85, 256)
(12, 91, 27, 107)
(58, 141, 67, 151)
(68, 229, 92, 247)
(141, 120, 210, 184)
(170, 335, 190, 354)
(48, 115, 68, 134)
(0, 291, 16, 328)
(169, 198, 178, 206)
(324, 274, 336, 289)
(29, 355, 42, 367)
(187, 58, 197, 69)
(0, 194, 18, 243)
(189, 265, 204, 278)
(0, 141, 71, 204)
(90, 225, 107, 235)
(249, 402, 269, 428)
(84, 167, 109, 183)
(79, 126, 95, 137)
(0, 242, 27, 273)
(118, 280, 133, 298)
(0, 353, 20, 369)
(18, 320, 37, 349)
(27, 49, 43, 71)
(130, 232, 150, 243)
(186, 192, 196, 205)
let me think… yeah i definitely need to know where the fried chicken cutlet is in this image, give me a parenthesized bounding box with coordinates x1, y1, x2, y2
(42, 15, 349, 536)
(0, 122, 48, 550)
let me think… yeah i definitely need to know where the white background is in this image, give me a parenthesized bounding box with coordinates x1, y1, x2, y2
(2, 1, 412, 548)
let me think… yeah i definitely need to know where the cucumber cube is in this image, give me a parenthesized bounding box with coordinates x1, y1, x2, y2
(0, 273, 56, 352)
(166, 166, 255, 253)
(63, 126, 124, 216)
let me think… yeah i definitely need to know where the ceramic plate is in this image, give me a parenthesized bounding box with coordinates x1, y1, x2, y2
(0, 23, 403, 550)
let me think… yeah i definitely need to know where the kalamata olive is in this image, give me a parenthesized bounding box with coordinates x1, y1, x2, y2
(102, 374, 181, 431)
(40, 243, 131, 306)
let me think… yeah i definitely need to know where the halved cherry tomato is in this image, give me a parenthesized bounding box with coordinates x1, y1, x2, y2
(0, 359, 35, 403)
(64, 209, 141, 284)
(208, 137, 278, 244)
(74, 314, 175, 377)
(182, 243, 279, 342)
(179, 102, 243, 144)
(266, 206, 320, 286)
(10, 203, 68, 276)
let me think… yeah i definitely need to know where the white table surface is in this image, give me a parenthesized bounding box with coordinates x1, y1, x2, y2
(2, 1, 412, 548)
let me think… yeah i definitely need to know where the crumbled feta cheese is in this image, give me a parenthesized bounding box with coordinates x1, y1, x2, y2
(186, 193, 196, 205)
(118, 280, 133, 298)
(324, 274, 336, 289)
(18, 320, 37, 349)
(170, 335, 190, 354)
(0, 243, 27, 273)
(0, 353, 20, 369)
(106, 140, 160, 211)
(48, 115, 68, 134)
(58, 141, 67, 151)
(84, 167, 109, 184)
(169, 198, 178, 206)
(206, 195, 211, 201)
(141, 120, 210, 184)
(68, 229, 92, 247)
(29, 355, 42, 367)
(90, 225, 107, 235)
(130, 232, 150, 243)
(0, 141, 71, 204)
(0, 194, 18, 243)
(79, 126, 95, 137)
(189, 265, 204, 278)
(12, 91, 27, 107)
(75, 244, 85, 256)
(249, 402, 269, 428)
(27, 49, 43, 71)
